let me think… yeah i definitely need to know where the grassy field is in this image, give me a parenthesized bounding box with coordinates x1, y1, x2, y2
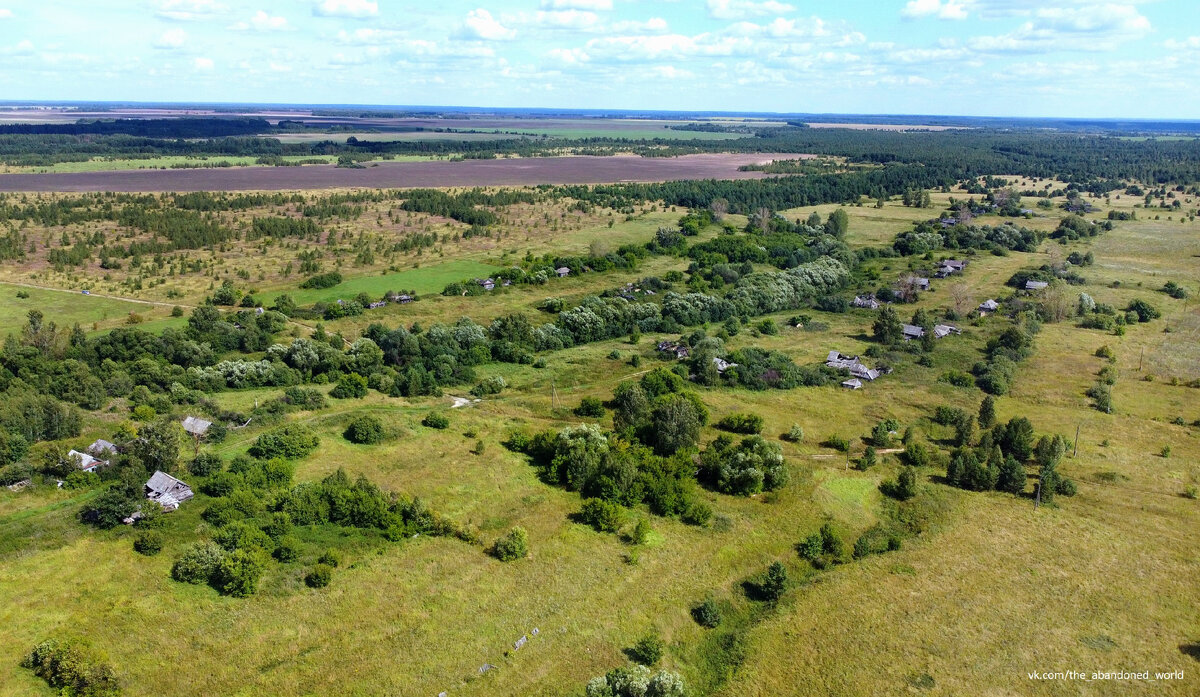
(0, 282, 170, 332)
(0, 184, 1197, 696)
(258, 259, 504, 306)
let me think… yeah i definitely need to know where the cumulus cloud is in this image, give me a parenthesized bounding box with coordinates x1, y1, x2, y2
(707, 0, 795, 20)
(231, 10, 288, 31)
(0, 9, 13, 19)
(460, 9, 516, 40)
(1164, 36, 1200, 50)
(313, 0, 378, 18)
(193, 56, 214, 70)
(610, 17, 669, 34)
(968, 3, 1151, 53)
(1, 38, 33, 55)
(548, 47, 589, 63)
(156, 0, 225, 21)
(154, 28, 187, 49)
(540, 0, 612, 9)
(901, 0, 968, 20)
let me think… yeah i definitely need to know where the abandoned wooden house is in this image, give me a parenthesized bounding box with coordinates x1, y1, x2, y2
(841, 378, 863, 390)
(978, 299, 1000, 314)
(852, 294, 881, 309)
(902, 324, 925, 340)
(1025, 280, 1049, 291)
(181, 416, 212, 438)
(144, 470, 194, 511)
(555, 267, 571, 278)
(87, 439, 118, 458)
(933, 324, 961, 339)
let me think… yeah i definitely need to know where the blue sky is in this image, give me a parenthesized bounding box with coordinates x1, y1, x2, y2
(1, 1, 1197, 117)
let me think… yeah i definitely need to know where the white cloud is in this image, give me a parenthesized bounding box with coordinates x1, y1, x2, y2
(967, 4, 1151, 53)
(231, 10, 288, 31)
(154, 28, 187, 49)
(0, 9, 13, 19)
(707, 0, 795, 20)
(548, 47, 589, 64)
(540, 0, 612, 9)
(527, 10, 600, 30)
(1, 38, 33, 55)
(460, 9, 516, 40)
(1165, 36, 1200, 51)
(610, 17, 669, 34)
(193, 57, 214, 70)
(901, 0, 968, 20)
(313, 0, 378, 18)
(156, 0, 225, 22)
(392, 39, 496, 58)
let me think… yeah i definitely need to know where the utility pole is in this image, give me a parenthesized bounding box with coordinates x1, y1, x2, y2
(1074, 423, 1080, 458)
(1139, 346, 1144, 373)
(1034, 479, 1042, 510)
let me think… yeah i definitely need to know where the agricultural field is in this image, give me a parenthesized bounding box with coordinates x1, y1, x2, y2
(0, 153, 797, 193)
(0, 153, 1198, 697)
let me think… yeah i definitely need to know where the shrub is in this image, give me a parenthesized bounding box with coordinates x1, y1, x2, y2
(785, 424, 805, 442)
(22, 639, 119, 697)
(681, 501, 713, 526)
(283, 386, 327, 410)
(880, 466, 918, 500)
(317, 550, 342, 568)
(1161, 446, 1172, 458)
(578, 498, 624, 533)
(1125, 298, 1160, 322)
(305, 563, 333, 588)
(171, 541, 227, 585)
(299, 271, 342, 289)
(248, 424, 319, 460)
(1056, 478, 1078, 497)
(422, 412, 450, 429)
(470, 375, 507, 397)
(716, 412, 764, 434)
(189, 452, 223, 477)
(822, 434, 850, 452)
(491, 526, 529, 561)
(343, 415, 385, 445)
(330, 372, 368, 399)
(631, 518, 652, 545)
(940, 371, 975, 388)
(133, 531, 164, 556)
(628, 633, 666, 666)
(574, 397, 606, 418)
(273, 536, 301, 562)
(691, 598, 722, 628)
(1095, 344, 1115, 360)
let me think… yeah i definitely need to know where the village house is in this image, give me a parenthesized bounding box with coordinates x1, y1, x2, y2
(852, 295, 881, 309)
(67, 449, 107, 473)
(144, 471, 194, 511)
(933, 324, 961, 339)
(902, 324, 925, 340)
(935, 259, 967, 278)
(841, 378, 863, 390)
(978, 299, 1000, 314)
(656, 340, 690, 360)
(826, 351, 881, 381)
(87, 439, 117, 458)
(555, 267, 571, 278)
(477, 278, 496, 291)
(1025, 280, 1049, 291)
(712, 357, 737, 374)
(181, 416, 212, 438)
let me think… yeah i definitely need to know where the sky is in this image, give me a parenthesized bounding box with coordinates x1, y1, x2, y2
(0, 0, 1198, 117)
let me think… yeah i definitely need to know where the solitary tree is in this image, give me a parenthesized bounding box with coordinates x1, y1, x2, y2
(978, 395, 997, 429)
(873, 306, 903, 345)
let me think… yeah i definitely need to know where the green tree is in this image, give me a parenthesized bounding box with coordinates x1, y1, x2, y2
(628, 633, 666, 666)
(873, 306, 903, 345)
(760, 561, 788, 601)
(996, 456, 1026, 495)
(649, 393, 703, 456)
(128, 418, 182, 473)
(978, 395, 997, 429)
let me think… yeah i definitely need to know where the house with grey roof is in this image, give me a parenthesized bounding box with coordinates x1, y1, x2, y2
(181, 416, 212, 437)
(852, 295, 880, 309)
(978, 299, 999, 314)
(902, 324, 926, 340)
(87, 439, 117, 458)
(1025, 280, 1049, 291)
(555, 267, 571, 278)
(145, 471, 194, 511)
(933, 324, 961, 339)
(841, 378, 863, 390)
